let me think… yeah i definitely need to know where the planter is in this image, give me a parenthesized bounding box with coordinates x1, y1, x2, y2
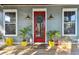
(5, 37, 13, 46)
(21, 41, 28, 47)
(48, 41, 55, 47)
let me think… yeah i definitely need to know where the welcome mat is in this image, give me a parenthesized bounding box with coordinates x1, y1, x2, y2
(32, 44, 47, 49)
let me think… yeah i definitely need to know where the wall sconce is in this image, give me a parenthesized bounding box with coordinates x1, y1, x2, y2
(26, 15, 31, 20)
(48, 14, 54, 20)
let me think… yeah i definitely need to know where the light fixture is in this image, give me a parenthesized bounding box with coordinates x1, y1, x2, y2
(48, 14, 54, 20)
(26, 15, 31, 20)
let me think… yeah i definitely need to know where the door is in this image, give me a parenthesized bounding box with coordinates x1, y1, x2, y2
(33, 9, 46, 42)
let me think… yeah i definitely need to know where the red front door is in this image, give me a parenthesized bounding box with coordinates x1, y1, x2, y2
(34, 11, 46, 42)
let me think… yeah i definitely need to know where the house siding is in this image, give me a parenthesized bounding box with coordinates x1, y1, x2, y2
(0, 5, 79, 43)
(0, 9, 4, 35)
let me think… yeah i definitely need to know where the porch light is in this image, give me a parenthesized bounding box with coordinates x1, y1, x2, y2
(26, 15, 31, 20)
(48, 14, 54, 20)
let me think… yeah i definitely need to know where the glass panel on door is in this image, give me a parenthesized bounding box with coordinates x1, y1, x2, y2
(36, 15, 44, 38)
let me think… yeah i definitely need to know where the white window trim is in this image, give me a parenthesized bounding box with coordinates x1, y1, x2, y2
(3, 9, 17, 36)
(62, 8, 77, 36)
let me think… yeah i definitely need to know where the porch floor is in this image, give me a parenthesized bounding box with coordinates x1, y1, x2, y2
(0, 44, 79, 55)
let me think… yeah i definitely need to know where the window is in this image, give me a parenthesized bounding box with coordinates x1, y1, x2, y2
(3, 9, 17, 36)
(62, 8, 77, 36)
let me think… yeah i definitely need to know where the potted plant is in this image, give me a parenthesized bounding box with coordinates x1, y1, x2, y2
(55, 31, 61, 39)
(47, 31, 61, 47)
(20, 27, 29, 46)
(47, 31, 55, 47)
(27, 25, 33, 44)
(5, 37, 14, 46)
(54, 31, 61, 46)
(0, 34, 2, 39)
(0, 32, 2, 41)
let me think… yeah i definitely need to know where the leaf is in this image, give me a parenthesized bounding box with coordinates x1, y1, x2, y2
(55, 32, 61, 38)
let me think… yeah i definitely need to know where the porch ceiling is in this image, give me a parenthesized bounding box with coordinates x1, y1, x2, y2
(0, 4, 79, 7)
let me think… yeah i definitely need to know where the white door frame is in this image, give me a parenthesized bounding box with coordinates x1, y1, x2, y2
(32, 8, 47, 44)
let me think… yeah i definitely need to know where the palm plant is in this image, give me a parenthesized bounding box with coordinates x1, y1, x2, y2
(19, 25, 32, 42)
(47, 31, 54, 41)
(47, 31, 61, 41)
(20, 27, 30, 41)
(55, 31, 61, 39)
(0, 32, 2, 40)
(0, 34, 2, 39)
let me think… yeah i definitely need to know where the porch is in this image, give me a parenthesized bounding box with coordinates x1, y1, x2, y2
(0, 4, 79, 55)
(0, 5, 79, 44)
(0, 43, 79, 55)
